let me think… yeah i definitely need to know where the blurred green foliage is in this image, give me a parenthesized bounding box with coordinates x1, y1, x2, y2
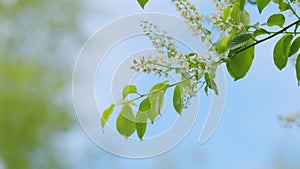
(0, 57, 72, 169)
(0, 0, 84, 168)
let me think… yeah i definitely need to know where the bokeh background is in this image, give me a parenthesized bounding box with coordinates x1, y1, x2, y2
(0, 0, 299, 169)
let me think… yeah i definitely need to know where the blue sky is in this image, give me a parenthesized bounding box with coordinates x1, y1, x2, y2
(72, 1, 300, 169)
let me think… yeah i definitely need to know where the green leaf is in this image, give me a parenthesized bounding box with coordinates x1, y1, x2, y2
(289, 36, 300, 57)
(138, 98, 151, 112)
(216, 35, 233, 53)
(150, 83, 169, 92)
(116, 104, 136, 138)
(210, 80, 218, 95)
(122, 85, 137, 99)
(137, 0, 149, 9)
(173, 85, 183, 115)
(241, 10, 250, 26)
(296, 54, 300, 86)
(253, 28, 269, 37)
(240, 0, 246, 11)
(135, 110, 148, 140)
(227, 34, 253, 50)
(224, 6, 231, 20)
(181, 73, 191, 88)
(267, 14, 285, 27)
(147, 83, 167, 123)
(231, 2, 241, 23)
(148, 102, 159, 123)
(204, 73, 218, 95)
(256, 0, 271, 13)
(100, 104, 115, 129)
(148, 91, 164, 123)
(278, 1, 290, 11)
(226, 40, 255, 81)
(273, 35, 293, 70)
(135, 98, 151, 140)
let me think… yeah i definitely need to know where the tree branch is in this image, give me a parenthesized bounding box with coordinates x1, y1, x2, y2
(219, 19, 300, 63)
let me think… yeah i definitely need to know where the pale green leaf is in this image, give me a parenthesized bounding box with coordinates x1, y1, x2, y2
(204, 73, 218, 95)
(173, 85, 183, 115)
(231, 2, 241, 23)
(181, 73, 191, 88)
(148, 102, 159, 123)
(148, 90, 165, 123)
(100, 104, 115, 129)
(241, 10, 250, 26)
(122, 85, 137, 99)
(227, 34, 253, 50)
(137, 0, 149, 9)
(226, 40, 255, 81)
(289, 36, 300, 57)
(216, 35, 232, 53)
(267, 14, 285, 27)
(116, 104, 135, 138)
(256, 0, 271, 13)
(224, 6, 231, 20)
(273, 35, 293, 70)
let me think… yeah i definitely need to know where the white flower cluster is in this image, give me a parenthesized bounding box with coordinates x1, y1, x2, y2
(210, 0, 245, 34)
(131, 21, 205, 77)
(173, 0, 212, 44)
(130, 21, 220, 104)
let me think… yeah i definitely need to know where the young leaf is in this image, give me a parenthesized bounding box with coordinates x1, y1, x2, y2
(204, 73, 219, 95)
(267, 14, 285, 27)
(227, 34, 253, 50)
(137, 0, 149, 9)
(216, 35, 232, 53)
(181, 73, 192, 88)
(173, 85, 183, 115)
(226, 40, 255, 81)
(148, 91, 165, 123)
(122, 85, 137, 99)
(273, 34, 293, 70)
(116, 104, 136, 138)
(100, 104, 115, 129)
(289, 36, 300, 57)
(296, 54, 300, 86)
(224, 6, 231, 20)
(147, 83, 168, 123)
(256, 0, 271, 13)
(241, 10, 250, 26)
(231, 2, 241, 23)
(210, 80, 219, 95)
(148, 101, 159, 123)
